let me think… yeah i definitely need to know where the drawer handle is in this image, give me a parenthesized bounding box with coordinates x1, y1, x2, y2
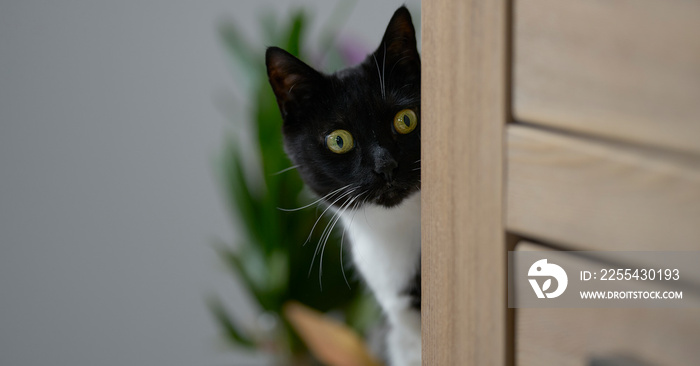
(589, 355, 653, 366)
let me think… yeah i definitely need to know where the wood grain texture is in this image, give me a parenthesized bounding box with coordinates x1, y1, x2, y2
(516, 242, 700, 366)
(422, 0, 507, 364)
(506, 124, 700, 251)
(513, 0, 700, 155)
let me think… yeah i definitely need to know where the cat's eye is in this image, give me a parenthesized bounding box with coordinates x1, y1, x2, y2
(326, 129, 354, 154)
(393, 109, 418, 134)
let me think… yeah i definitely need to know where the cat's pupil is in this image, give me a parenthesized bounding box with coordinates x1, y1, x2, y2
(336, 135, 344, 148)
(404, 114, 411, 127)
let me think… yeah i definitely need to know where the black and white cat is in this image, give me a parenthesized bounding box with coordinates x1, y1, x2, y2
(266, 7, 421, 366)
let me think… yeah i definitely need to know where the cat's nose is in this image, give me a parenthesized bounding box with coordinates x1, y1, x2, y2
(372, 147, 398, 182)
(376, 160, 398, 181)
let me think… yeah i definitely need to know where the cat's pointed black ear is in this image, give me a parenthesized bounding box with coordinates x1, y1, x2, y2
(373, 6, 420, 80)
(266, 47, 323, 119)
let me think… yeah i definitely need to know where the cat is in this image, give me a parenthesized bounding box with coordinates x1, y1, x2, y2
(265, 6, 421, 366)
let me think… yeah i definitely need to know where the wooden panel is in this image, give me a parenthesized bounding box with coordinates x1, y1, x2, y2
(513, 0, 700, 155)
(516, 242, 700, 366)
(422, 0, 507, 364)
(506, 124, 700, 251)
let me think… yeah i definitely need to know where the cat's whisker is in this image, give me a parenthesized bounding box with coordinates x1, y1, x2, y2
(308, 192, 355, 281)
(310, 190, 360, 283)
(313, 201, 347, 279)
(303, 187, 357, 246)
(389, 54, 411, 79)
(339, 194, 364, 289)
(372, 53, 384, 100)
(306, 186, 360, 282)
(382, 43, 387, 99)
(362, 198, 371, 226)
(272, 164, 300, 176)
(277, 184, 351, 212)
(317, 191, 366, 289)
(397, 84, 415, 93)
(322, 192, 363, 257)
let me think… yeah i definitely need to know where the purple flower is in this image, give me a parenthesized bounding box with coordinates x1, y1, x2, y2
(337, 36, 369, 66)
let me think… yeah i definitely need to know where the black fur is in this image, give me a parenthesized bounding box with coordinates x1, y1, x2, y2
(405, 260, 421, 311)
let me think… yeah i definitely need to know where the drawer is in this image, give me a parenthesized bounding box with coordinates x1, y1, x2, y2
(519, 307, 700, 366)
(506, 124, 700, 251)
(513, 0, 700, 155)
(515, 242, 700, 366)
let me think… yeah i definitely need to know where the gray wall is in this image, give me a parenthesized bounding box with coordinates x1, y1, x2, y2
(0, 1, 418, 365)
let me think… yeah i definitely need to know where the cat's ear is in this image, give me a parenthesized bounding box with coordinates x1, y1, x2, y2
(373, 6, 420, 80)
(266, 47, 323, 119)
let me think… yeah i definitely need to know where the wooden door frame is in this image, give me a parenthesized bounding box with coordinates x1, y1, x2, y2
(422, 0, 509, 364)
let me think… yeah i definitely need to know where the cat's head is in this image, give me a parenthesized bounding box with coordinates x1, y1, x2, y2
(266, 6, 420, 209)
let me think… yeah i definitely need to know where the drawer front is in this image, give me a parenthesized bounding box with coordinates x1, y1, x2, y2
(515, 242, 700, 366)
(506, 125, 700, 251)
(514, 0, 700, 155)
(519, 307, 700, 366)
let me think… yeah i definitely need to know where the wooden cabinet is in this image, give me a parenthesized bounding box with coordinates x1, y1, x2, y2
(423, 0, 700, 364)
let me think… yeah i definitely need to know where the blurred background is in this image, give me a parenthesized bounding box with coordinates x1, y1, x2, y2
(0, 1, 418, 365)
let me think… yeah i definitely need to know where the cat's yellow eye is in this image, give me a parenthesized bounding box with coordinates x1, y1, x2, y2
(393, 109, 418, 134)
(326, 129, 354, 154)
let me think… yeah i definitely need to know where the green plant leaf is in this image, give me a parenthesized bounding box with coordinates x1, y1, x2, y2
(259, 10, 280, 45)
(317, 0, 358, 69)
(206, 296, 255, 348)
(344, 291, 381, 335)
(284, 10, 306, 58)
(219, 136, 261, 244)
(218, 21, 258, 72)
(218, 21, 263, 95)
(214, 242, 279, 311)
(267, 249, 289, 295)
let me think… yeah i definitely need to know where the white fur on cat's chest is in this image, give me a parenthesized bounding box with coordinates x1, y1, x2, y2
(339, 192, 421, 365)
(340, 192, 421, 317)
